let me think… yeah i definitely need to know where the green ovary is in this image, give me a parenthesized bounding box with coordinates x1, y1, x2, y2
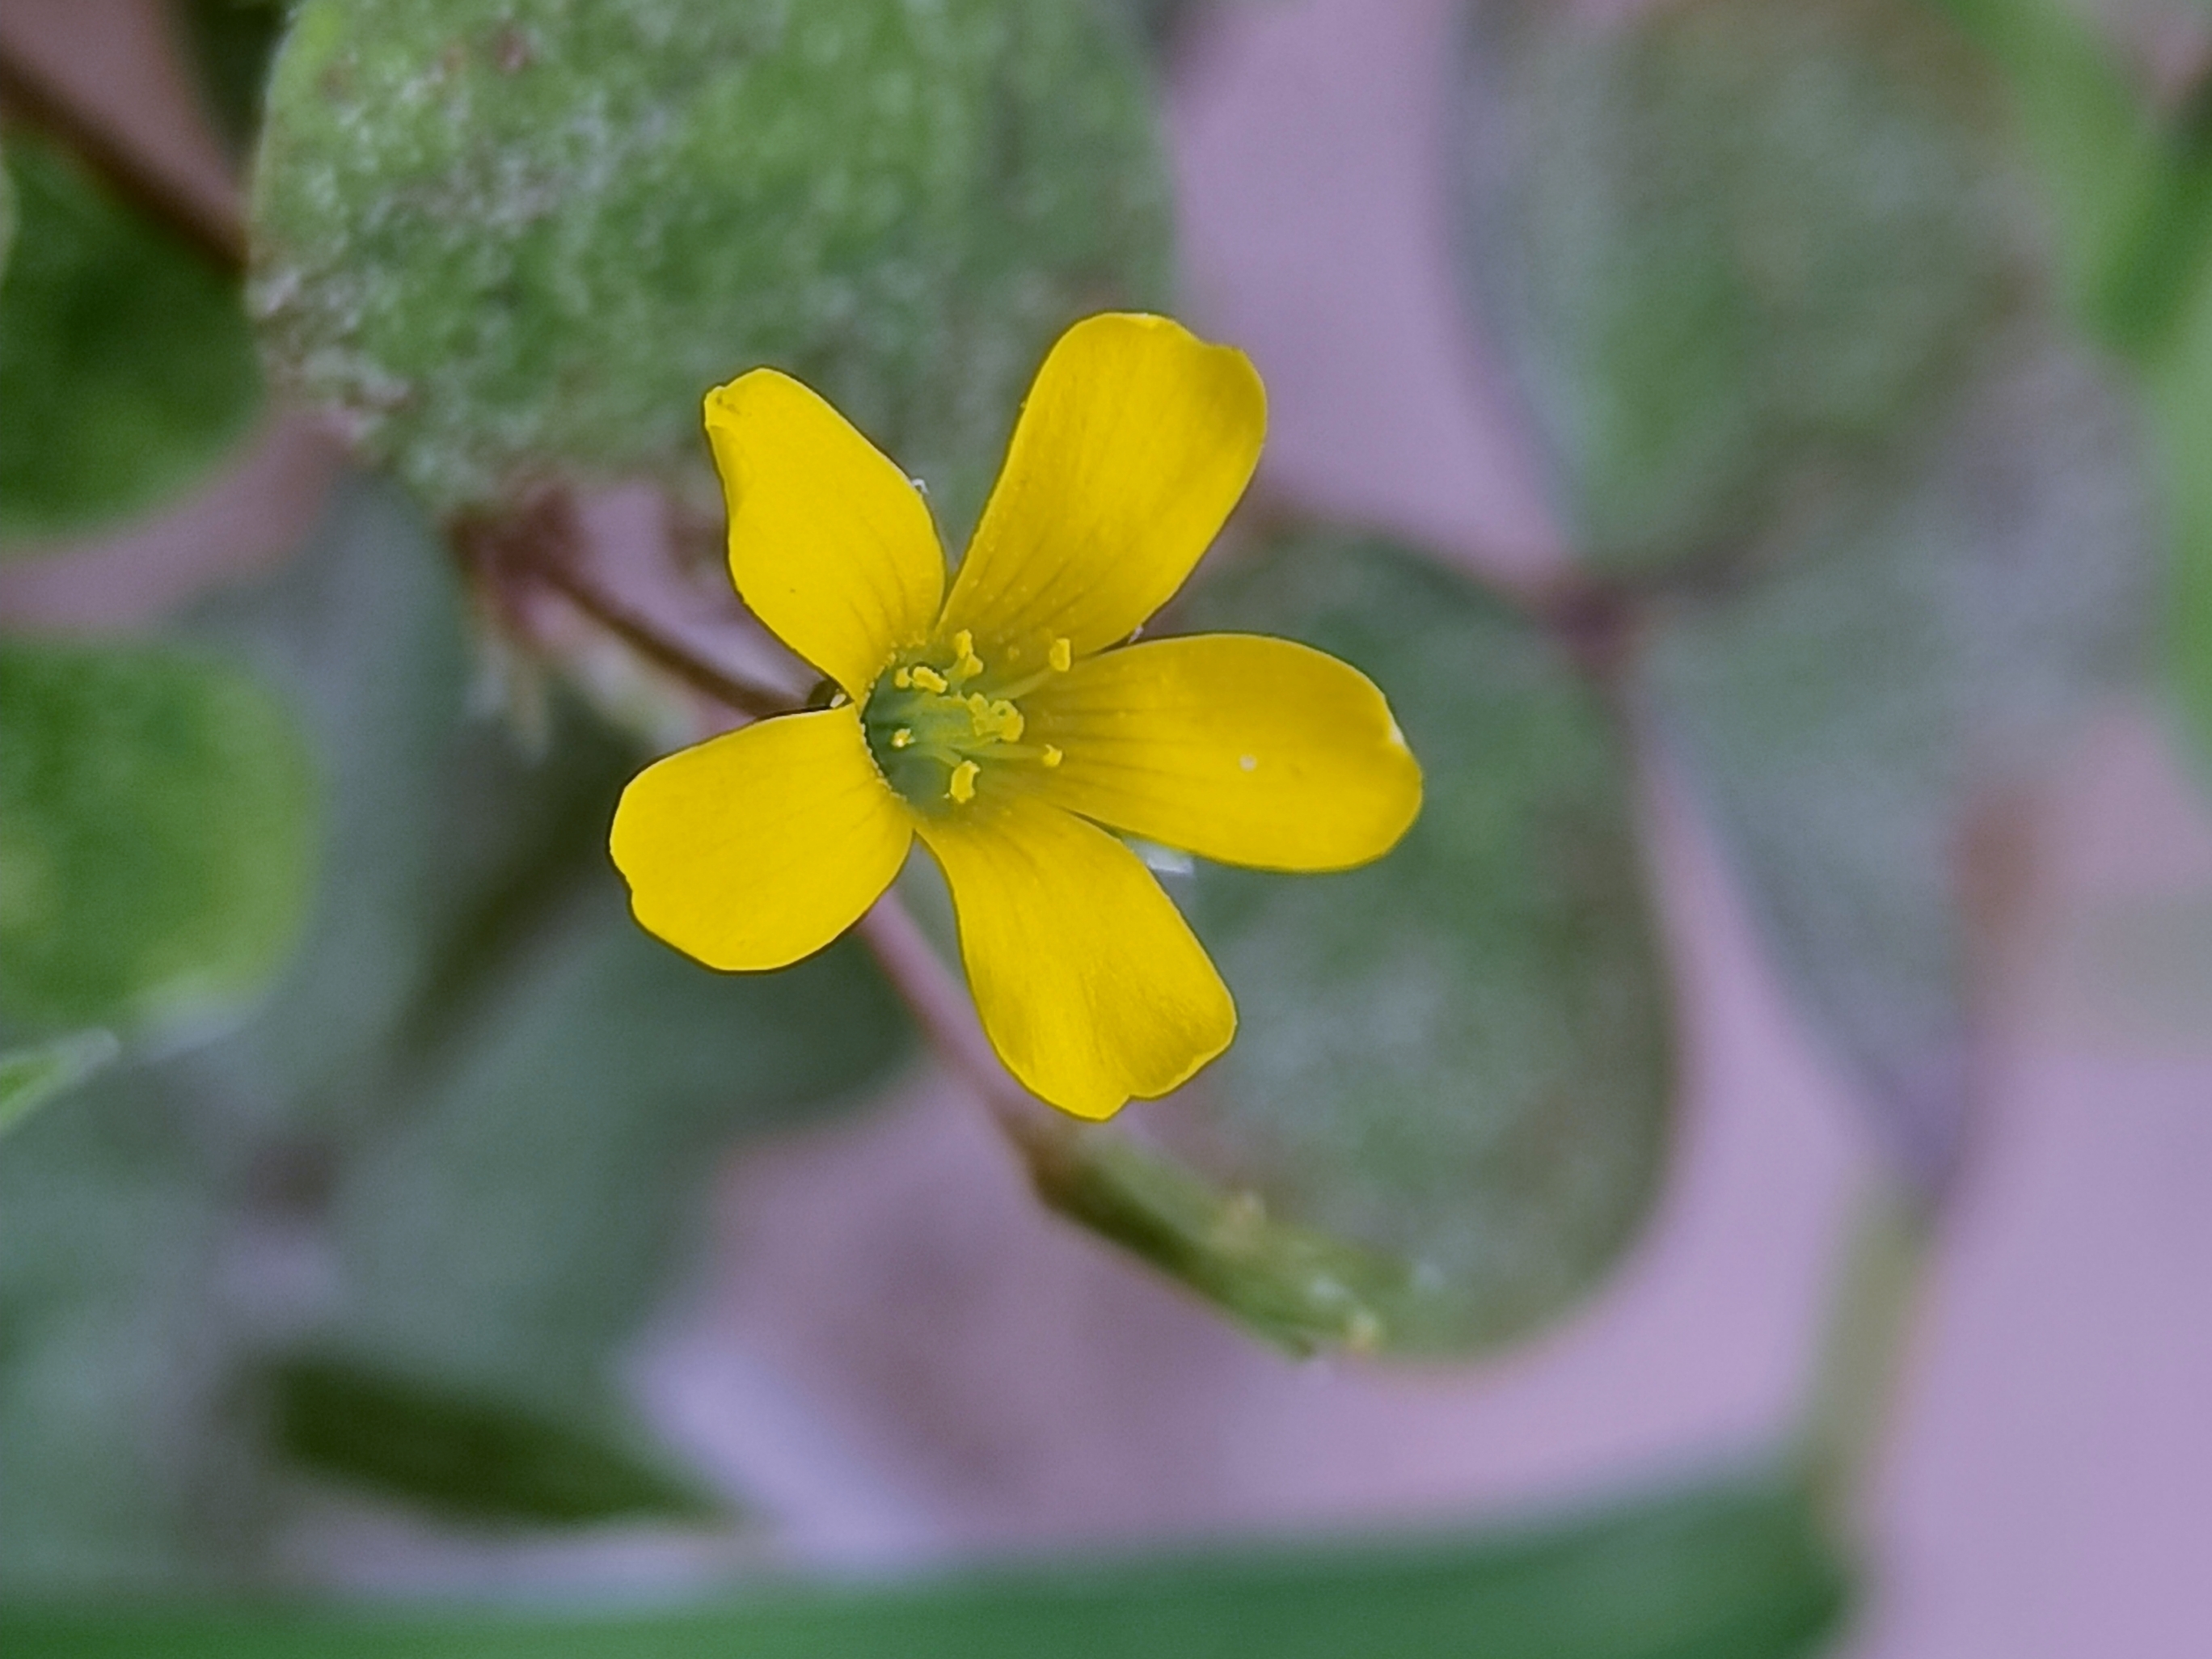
(861, 630, 1066, 808)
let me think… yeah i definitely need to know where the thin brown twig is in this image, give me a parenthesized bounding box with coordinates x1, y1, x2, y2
(454, 493, 797, 721)
(529, 547, 797, 721)
(853, 898, 1074, 1163)
(0, 36, 247, 275)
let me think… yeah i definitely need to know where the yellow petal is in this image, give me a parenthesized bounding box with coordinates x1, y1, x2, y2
(915, 796, 1235, 1120)
(939, 314, 1265, 660)
(610, 707, 912, 971)
(1023, 634, 1422, 871)
(706, 370, 944, 698)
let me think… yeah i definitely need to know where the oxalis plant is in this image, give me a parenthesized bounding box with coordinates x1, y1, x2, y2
(0, 0, 2201, 1652)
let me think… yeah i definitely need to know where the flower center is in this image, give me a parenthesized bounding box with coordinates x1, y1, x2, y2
(862, 630, 1070, 808)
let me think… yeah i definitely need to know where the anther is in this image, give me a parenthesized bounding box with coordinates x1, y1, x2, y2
(891, 728, 914, 749)
(893, 666, 912, 688)
(948, 759, 979, 804)
(1049, 637, 1072, 673)
(910, 665, 948, 694)
(948, 628, 985, 683)
(1041, 745, 1062, 768)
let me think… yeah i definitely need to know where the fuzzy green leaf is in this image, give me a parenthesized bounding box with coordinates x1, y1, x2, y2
(1644, 327, 2151, 1188)
(1927, 0, 2212, 787)
(249, 0, 1170, 536)
(1454, 0, 2047, 576)
(1148, 534, 1674, 1357)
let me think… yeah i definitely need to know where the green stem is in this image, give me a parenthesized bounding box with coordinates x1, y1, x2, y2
(852, 895, 1074, 1159)
(1796, 1180, 1931, 1531)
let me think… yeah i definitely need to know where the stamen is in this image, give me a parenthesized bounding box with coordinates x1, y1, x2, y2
(893, 666, 912, 689)
(909, 665, 948, 694)
(948, 627, 985, 683)
(1049, 637, 1072, 673)
(948, 759, 979, 804)
(993, 700, 1024, 741)
(890, 728, 914, 749)
(1041, 745, 1062, 768)
(990, 666, 1057, 702)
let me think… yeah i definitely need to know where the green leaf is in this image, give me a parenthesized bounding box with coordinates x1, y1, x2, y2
(2158, 262, 2212, 771)
(1151, 534, 1674, 1357)
(1095, 0, 1201, 57)
(0, 136, 15, 284)
(0, 636, 317, 1040)
(0, 1064, 247, 1589)
(0, 1031, 119, 1138)
(204, 476, 910, 1452)
(1, 1471, 1850, 1659)
(272, 1356, 719, 1525)
(1643, 325, 2151, 1188)
(0, 133, 262, 545)
(171, 1, 293, 158)
(1454, 0, 2047, 576)
(314, 876, 910, 1421)
(0, 479, 910, 1587)
(250, 0, 1171, 536)
(1924, 0, 2212, 357)
(1921, 6, 2212, 783)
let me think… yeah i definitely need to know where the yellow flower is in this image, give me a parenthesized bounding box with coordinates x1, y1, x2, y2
(610, 313, 1421, 1120)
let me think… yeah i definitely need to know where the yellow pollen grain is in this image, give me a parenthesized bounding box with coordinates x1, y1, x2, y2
(1049, 637, 1072, 673)
(910, 665, 948, 694)
(1041, 744, 1062, 768)
(890, 727, 914, 749)
(948, 759, 979, 804)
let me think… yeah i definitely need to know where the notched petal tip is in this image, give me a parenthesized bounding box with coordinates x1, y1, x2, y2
(940, 312, 1268, 658)
(703, 369, 945, 699)
(702, 365, 800, 423)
